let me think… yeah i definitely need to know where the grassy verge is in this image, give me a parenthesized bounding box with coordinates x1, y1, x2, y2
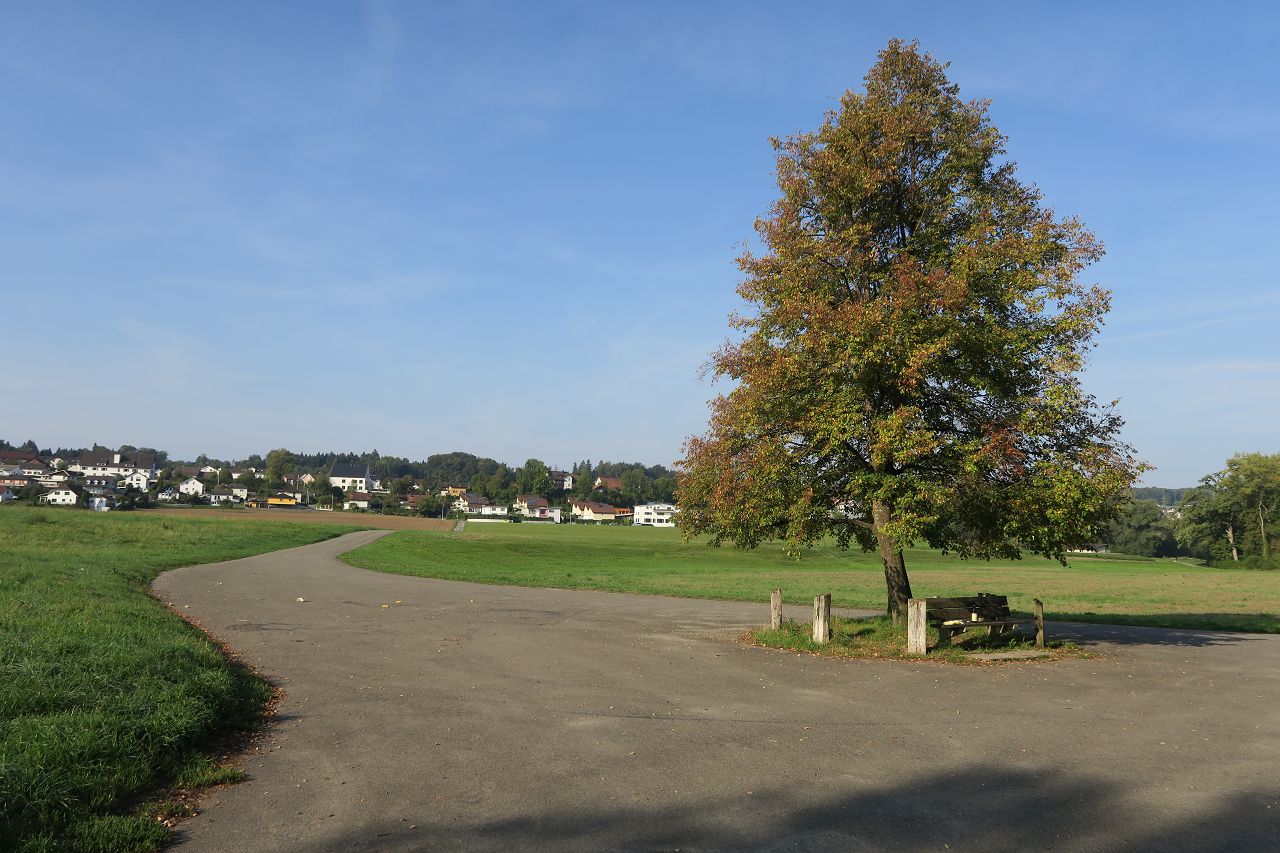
(752, 616, 1085, 663)
(341, 524, 1280, 633)
(0, 506, 361, 853)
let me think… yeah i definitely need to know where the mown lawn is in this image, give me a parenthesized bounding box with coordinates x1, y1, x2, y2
(342, 523, 1280, 633)
(0, 507, 360, 853)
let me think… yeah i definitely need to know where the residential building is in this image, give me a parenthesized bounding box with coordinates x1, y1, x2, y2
(267, 491, 298, 507)
(178, 477, 205, 497)
(453, 492, 490, 514)
(119, 471, 152, 491)
(40, 486, 79, 506)
(344, 491, 372, 510)
(441, 484, 469, 497)
(88, 495, 116, 512)
(569, 499, 620, 522)
(634, 502, 678, 527)
(550, 470, 575, 490)
(593, 476, 623, 492)
(208, 488, 241, 505)
(524, 506, 562, 523)
(514, 494, 549, 515)
(0, 487, 16, 503)
(330, 462, 373, 493)
(70, 448, 157, 480)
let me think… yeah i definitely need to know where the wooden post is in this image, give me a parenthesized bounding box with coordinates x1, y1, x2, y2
(770, 589, 783, 630)
(812, 594, 831, 644)
(906, 598, 927, 655)
(1034, 598, 1045, 649)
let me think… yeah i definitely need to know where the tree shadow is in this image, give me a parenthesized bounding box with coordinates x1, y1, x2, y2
(262, 767, 1278, 852)
(1045, 619, 1274, 647)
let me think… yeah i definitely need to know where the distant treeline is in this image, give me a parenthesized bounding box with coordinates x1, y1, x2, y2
(1130, 487, 1187, 506)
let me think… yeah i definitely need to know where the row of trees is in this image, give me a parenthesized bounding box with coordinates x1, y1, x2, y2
(1176, 453, 1280, 568)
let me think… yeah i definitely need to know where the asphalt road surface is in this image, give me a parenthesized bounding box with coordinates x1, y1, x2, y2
(152, 531, 1280, 852)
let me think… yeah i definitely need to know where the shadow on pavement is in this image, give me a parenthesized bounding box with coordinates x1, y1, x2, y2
(262, 767, 1278, 852)
(1046, 619, 1270, 648)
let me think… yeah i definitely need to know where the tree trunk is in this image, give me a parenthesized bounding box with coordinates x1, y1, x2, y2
(871, 500, 913, 621)
(1259, 504, 1269, 561)
(1226, 524, 1239, 562)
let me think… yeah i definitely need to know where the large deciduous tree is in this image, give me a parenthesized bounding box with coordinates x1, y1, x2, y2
(677, 40, 1142, 619)
(1177, 453, 1280, 566)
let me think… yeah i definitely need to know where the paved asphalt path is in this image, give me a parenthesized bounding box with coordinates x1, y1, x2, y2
(152, 531, 1280, 852)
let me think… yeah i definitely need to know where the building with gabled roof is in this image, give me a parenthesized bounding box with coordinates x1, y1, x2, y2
(569, 499, 621, 522)
(330, 462, 372, 493)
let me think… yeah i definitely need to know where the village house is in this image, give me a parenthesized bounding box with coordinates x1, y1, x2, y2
(593, 476, 623, 492)
(569, 499, 620, 523)
(81, 475, 117, 496)
(208, 487, 241, 505)
(440, 484, 469, 497)
(119, 471, 151, 491)
(267, 491, 298, 507)
(0, 449, 43, 468)
(39, 486, 79, 506)
(634, 502, 678, 527)
(514, 494, 549, 515)
(178, 477, 205, 497)
(70, 448, 157, 481)
(344, 491, 372, 510)
(0, 487, 16, 503)
(0, 473, 32, 490)
(330, 462, 373, 493)
(88, 494, 116, 512)
(550, 470, 576, 490)
(452, 492, 491, 514)
(525, 505, 562, 523)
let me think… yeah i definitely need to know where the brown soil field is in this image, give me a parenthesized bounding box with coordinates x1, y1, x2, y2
(144, 507, 455, 532)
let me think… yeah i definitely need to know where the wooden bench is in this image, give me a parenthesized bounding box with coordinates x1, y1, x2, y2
(906, 594, 1045, 654)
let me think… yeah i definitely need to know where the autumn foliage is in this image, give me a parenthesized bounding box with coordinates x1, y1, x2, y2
(677, 40, 1143, 618)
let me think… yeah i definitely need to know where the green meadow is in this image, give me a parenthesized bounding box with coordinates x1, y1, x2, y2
(0, 507, 359, 853)
(343, 522, 1280, 633)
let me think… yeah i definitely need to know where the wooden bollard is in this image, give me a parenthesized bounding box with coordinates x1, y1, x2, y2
(812, 593, 831, 644)
(906, 598, 927, 655)
(1034, 598, 1045, 649)
(770, 589, 783, 629)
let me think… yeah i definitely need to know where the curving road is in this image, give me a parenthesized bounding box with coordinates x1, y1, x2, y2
(152, 531, 1280, 852)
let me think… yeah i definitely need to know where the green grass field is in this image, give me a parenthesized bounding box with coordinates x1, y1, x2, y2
(343, 523, 1280, 633)
(0, 507, 360, 853)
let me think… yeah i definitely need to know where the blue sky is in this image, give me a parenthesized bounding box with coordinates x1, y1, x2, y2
(2, 1, 1276, 485)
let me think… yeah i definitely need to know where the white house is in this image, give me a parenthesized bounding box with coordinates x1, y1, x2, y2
(344, 491, 372, 510)
(0, 487, 16, 503)
(525, 506, 562, 523)
(157, 487, 180, 502)
(228, 484, 249, 500)
(119, 471, 152, 491)
(479, 504, 509, 517)
(634, 502, 678, 527)
(70, 448, 157, 481)
(88, 494, 116, 512)
(208, 488, 240, 505)
(550, 470, 576, 490)
(40, 487, 79, 506)
(453, 493, 490, 514)
(330, 462, 372, 493)
(178, 477, 205, 497)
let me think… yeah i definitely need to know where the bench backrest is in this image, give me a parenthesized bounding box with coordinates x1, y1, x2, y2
(922, 594, 1010, 622)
